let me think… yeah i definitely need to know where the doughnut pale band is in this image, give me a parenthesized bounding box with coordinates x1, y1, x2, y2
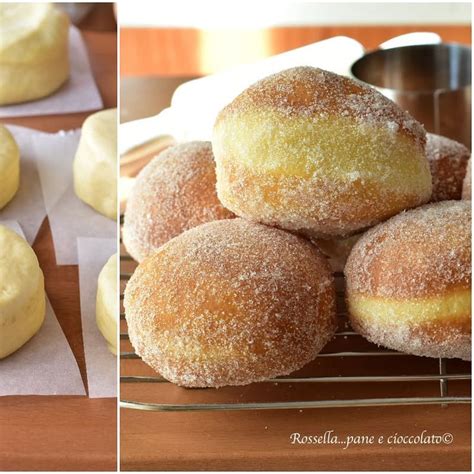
(349, 290, 471, 360)
(213, 67, 432, 238)
(74, 108, 117, 220)
(345, 201, 471, 360)
(0, 125, 20, 209)
(96, 254, 118, 355)
(0, 3, 69, 105)
(0, 225, 46, 359)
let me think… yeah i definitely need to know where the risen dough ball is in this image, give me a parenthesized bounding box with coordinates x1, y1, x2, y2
(0, 3, 69, 105)
(73, 108, 117, 220)
(122, 141, 233, 262)
(96, 254, 117, 355)
(0, 125, 20, 209)
(462, 158, 471, 200)
(124, 219, 337, 387)
(213, 67, 432, 238)
(426, 133, 470, 202)
(345, 201, 471, 360)
(0, 225, 46, 359)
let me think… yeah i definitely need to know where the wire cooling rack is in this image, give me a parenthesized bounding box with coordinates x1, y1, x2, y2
(119, 235, 471, 412)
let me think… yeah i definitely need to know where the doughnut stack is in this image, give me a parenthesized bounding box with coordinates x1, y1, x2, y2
(124, 66, 471, 388)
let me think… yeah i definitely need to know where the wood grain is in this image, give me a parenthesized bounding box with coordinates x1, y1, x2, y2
(120, 25, 471, 76)
(0, 30, 117, 471)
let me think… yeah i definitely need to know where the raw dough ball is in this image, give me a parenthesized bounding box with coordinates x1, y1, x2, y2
(96, 254, 117, 355)
(0, 3, 70, 105)
(213, 66, 432, 238)
(73, 108, 117, 220)
(0, 225, 46, 359)
(0, 125, 20, 209)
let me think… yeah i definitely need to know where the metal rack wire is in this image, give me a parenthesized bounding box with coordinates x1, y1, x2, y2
(119, 251, 471, 412)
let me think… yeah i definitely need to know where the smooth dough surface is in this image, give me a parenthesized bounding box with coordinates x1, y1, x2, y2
(0, 225, 46, 359)
(74, 108, 117, 220)
(96, 253, 118, 355)
(0, 3, 69, 105)
(0, 125, 20, 209)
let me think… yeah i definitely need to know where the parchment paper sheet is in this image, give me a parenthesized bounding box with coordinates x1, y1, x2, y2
(77, 237, 117, 398)
(0, 220, 85, 396)
(0, 27, 103, 118)
(0, 125, 47, 244)
(33, 129, 116, 265)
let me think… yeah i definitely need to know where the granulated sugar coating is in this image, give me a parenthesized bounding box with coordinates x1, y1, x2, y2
(425, 133, 470, 202)
(462, 158, 471, 200)
(122, 141, 233, 262)
(345, 200, 471, 360)
(213, 66, 432, 238)
(124, 218, 337, 387)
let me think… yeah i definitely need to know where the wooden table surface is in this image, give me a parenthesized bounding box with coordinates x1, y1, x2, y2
(0, 31, 117, 472)
(121, 24, 471, 76)
(119, 70, 471, 473)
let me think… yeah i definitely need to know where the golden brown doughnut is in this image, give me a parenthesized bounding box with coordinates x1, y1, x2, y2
(124, 218, 337, 387)
(122, 141, 233, 262)
(345, 201, 471, 360)
(213, 66, 432, 239)
(425, 133, 470, 202)
(462, 158, 471, 200)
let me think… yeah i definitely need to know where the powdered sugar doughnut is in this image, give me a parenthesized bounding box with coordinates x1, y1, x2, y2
(426, 133, 470, 202)
(462, 158, 471, 200)
(345, 201, 471, 360)
(124, 218, 337, 387)
(122, 141, 233, 262)
(213, 66, 432, 238)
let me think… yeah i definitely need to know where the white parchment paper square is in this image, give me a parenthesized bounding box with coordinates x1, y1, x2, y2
(0, 27, 103, 118)
(33, 129, 116, 265)
(0, 220, 86, 396)
(0, 125, 46, 244)
(77, 237, 117, 398)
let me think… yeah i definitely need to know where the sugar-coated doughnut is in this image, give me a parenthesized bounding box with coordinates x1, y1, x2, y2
(123, 141, 233, 262)
(96, 254, 118, 355)
(314, 234, 362, 273)
(0, 3, 69, 105)
(124, 218, 337, 387)
(0, 225, 45, 358)
(426, 133, 470, 202)
(345, 201, 471, 360)
(213, 66, 432, 238)
(73, 109, 117, 220)
(0, 125, 20, 210)
(462, 158, 471, 200)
